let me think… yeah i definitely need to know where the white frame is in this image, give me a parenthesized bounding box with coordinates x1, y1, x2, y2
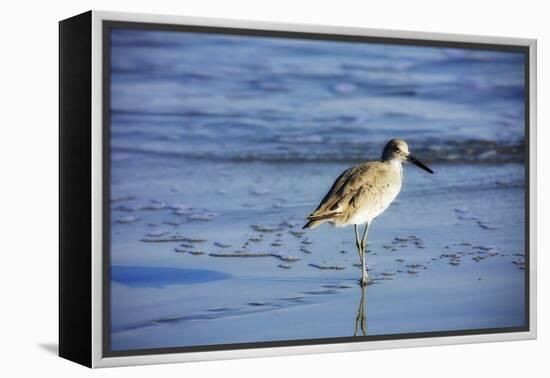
(90, 10, 537, 368)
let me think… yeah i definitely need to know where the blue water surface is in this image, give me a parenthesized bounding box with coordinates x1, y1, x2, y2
(110, 28, 525, 164)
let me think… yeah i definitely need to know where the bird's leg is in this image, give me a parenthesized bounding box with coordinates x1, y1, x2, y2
(360, 223, 370, 286)
(354, 225, 363, 266)
(360, 223, 369, 256)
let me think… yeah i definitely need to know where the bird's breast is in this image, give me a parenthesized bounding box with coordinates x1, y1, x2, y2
(346, 168, 402, 226)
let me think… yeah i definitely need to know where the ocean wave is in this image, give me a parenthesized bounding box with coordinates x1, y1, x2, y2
(108, 30, 526, 167)
(111, 138, 524, 164)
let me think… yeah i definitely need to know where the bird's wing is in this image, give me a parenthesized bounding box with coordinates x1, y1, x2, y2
(307, 163, 384, 221)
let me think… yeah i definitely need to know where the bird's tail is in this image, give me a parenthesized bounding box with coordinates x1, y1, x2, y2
(303, 211, 340, 229)
(302, 219, 324, 229)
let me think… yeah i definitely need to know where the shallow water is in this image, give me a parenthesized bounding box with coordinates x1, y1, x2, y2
(108, 29, 526, 351)
(109, 159, 525, 350)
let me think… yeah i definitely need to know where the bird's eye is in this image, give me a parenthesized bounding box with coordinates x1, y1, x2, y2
(394, 146, 400, 152)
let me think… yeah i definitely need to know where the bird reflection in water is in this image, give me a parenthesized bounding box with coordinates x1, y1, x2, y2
(354, 284, 367, 336)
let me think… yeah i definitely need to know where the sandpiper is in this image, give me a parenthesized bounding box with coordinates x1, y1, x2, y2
(303, 139, 434, 286)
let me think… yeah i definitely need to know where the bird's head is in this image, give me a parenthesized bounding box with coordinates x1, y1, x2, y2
(382, 139, 434, 174)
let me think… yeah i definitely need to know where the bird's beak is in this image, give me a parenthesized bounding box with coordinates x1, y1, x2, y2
(407, 155, 434, 174)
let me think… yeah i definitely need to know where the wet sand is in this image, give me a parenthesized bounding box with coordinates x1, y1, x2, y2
(109, 157, 525, 351)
